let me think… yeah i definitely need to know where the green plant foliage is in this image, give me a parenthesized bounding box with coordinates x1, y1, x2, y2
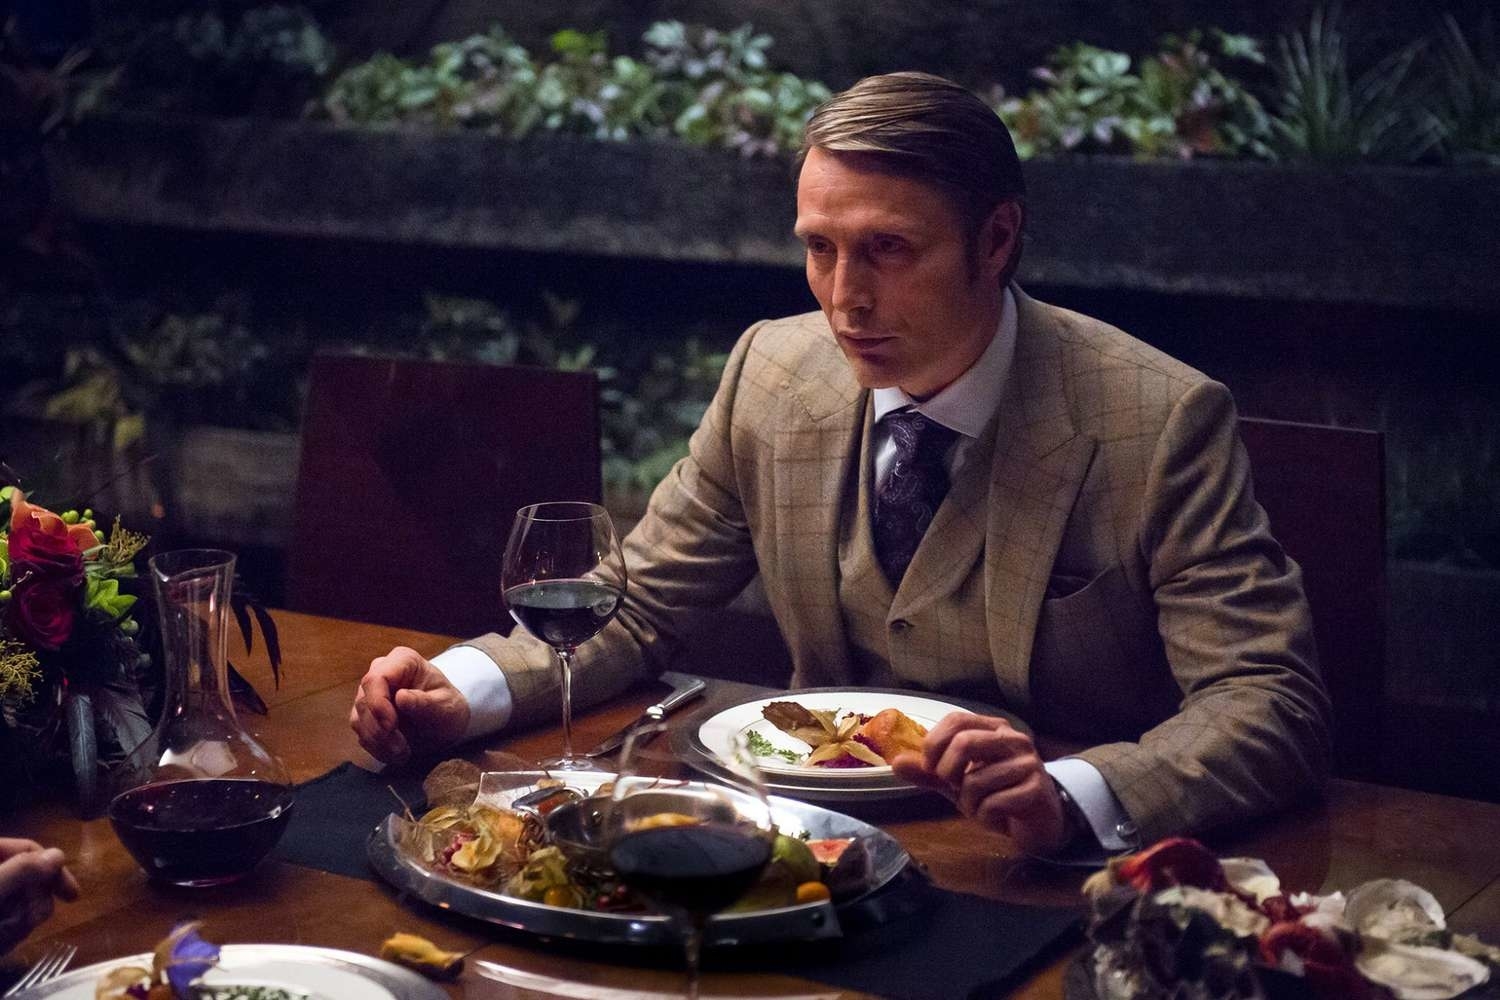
(319, 20, 827, 156)
(996, 43, 1143, 157)
(1135, 31, 1273, 158)
(599, 338, 728, 496)
(1427, 14, 1500, 166)
(1263, 6, 1439, 163)
(996, 31, 1271, 159)
(398, 293, 727, 496)
(76, 3, 334, 116)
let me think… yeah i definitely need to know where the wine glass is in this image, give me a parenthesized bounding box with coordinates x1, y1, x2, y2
(604, 723, 776, 1000)
(501, 501, 627, 771)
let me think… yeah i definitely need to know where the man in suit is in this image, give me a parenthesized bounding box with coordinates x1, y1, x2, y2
(350, 72, 1330, 856)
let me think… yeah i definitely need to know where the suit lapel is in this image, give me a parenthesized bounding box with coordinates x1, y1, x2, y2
(774, 334, 865, 687)
(983, 291, 1097, 709)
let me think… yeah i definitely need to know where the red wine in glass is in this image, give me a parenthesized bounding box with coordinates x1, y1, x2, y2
(501, 501, 627, 771)
(108, 777, 294, 886)
(504, 578, 622, 649)
(609, 823, 773, 919)
(605, 727, 775, 1000)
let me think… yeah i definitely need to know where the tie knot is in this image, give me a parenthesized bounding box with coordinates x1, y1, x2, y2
(885, 410, 957, 462)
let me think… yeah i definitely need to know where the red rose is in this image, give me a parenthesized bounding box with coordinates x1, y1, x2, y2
(7, 491, 90, 580)
(6, 573, 78, 651)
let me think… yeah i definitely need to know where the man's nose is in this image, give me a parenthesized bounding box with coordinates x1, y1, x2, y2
(831, 256, 875, 315)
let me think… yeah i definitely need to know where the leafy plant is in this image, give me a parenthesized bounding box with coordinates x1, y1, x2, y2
(996, 43, 1144, 157)
(1134, 31, 1273, 158)
(322, 27, 537, 129)
(1263, 5, 1439, 163)
(996, 31, 1270, 159)
(1426, 14, 1500, 166)
(318, 21, 827, 156)
(79, 3, 334, 116)
(528, 28, 672, 141)
(600, 337, 727, 497)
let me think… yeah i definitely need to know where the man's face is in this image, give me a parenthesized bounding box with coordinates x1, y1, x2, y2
(794, 147, 1015, 400)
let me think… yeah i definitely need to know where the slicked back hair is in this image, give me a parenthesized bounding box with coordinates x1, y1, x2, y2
(799, 71, 1026, 285)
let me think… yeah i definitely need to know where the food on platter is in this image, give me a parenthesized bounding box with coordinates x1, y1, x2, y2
(395, 767, 873, 915)
(808, 837, 874, 898)
(1080, 837, 1500, 1000)
(398, 800, 542, 888)
(95, 922, 308, 1000)
(757, 702, 928, 768)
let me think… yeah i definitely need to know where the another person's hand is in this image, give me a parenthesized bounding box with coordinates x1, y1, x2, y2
(350, 646, 471, 764)
(0, 838, 80, 955)
(890, 712, 1072, 856)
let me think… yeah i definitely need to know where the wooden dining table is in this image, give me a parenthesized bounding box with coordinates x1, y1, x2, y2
(9, 609, 1500, 999)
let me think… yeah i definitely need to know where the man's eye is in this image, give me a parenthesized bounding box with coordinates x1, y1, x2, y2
(872, 237, 907, 254)
(804, 238, 833, 255)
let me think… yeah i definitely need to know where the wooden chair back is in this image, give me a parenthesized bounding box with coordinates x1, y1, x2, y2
(1238, 416, 1386, 780)
(288, 354, 601, 637)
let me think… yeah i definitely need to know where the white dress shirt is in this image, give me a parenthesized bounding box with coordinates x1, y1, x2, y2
(435, 288, 1136, 851)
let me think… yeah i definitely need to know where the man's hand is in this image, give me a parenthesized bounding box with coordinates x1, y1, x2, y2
(890, 712, 1072, 856)
(349, 646, 471, 764)
(0, 839, 80, 955)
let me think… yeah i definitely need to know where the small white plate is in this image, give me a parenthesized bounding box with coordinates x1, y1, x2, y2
(22, 944, 446, 1000)
(697, 690, 972, 782)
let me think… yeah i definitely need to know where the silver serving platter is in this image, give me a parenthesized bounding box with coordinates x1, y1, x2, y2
(366, 770, 912, 947)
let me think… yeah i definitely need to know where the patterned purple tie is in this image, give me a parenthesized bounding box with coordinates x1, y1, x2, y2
(873, 410, 959, 587)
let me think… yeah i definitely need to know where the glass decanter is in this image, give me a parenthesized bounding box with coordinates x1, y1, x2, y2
(108, 549, 293, 886)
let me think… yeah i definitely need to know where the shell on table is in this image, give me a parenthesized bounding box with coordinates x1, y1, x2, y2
(1345, 878, 1447, 942)
(1355, 938, 1490, 1000)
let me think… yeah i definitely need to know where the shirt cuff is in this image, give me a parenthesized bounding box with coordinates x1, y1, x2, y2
(431, 645, 514, 742)
(1045, 757, 1140, 853)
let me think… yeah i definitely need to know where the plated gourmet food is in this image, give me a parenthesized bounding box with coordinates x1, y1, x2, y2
(95, 922, 306, 1000)
(1078, 837, 1500, 1000)
(756, 702, 929, 768)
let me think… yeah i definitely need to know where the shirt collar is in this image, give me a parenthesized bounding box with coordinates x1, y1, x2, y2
(872, 287, 1017, 439)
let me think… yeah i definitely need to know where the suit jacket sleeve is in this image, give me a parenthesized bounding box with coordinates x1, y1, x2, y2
(460, 321, 767, 730)
(1074, 380, 1332, 843)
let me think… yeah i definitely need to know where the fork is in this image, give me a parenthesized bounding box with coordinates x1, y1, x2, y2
(3, 942, 76, 997)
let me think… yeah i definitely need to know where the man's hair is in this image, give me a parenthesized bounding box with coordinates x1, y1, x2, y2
(799, 71, 1026, 285)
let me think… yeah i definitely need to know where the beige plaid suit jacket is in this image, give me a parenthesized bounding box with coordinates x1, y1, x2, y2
(469, 287, 1331, 842)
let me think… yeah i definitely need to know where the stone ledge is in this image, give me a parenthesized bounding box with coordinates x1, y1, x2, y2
(46, 113, 1500, 312)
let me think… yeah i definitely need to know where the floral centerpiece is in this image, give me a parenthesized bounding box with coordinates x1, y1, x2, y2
(1078, 837, 1500, 999)
(0, 484, 156, 813)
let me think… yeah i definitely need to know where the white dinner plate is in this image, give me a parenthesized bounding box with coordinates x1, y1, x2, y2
(696, 689, 975, 784)
(18, 944, 447, 1000)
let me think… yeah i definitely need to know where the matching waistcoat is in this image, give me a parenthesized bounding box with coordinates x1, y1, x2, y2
(837, 400, 999, 697)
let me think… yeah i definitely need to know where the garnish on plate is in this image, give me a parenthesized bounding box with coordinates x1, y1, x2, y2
(1081, 836, 1500, 1000)
(95, 922, 309, 1000)
(758, 702, 927, 768)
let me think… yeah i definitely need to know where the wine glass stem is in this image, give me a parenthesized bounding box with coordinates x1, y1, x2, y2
(556, 646, 576, 761)
(683, 920, 705, 1000)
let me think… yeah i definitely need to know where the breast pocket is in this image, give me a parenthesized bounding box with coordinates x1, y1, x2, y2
(1029, 564, 1178, 740)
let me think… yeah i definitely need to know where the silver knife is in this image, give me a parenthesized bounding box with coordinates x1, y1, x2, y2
(584, 677, 708, 757)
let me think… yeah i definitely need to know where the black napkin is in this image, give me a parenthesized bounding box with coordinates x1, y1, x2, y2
(775, 874, 1081, 1000)
(274, 761, 427, 880)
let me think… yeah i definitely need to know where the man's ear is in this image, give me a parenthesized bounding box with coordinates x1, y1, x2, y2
(979, 200, 1023, 281)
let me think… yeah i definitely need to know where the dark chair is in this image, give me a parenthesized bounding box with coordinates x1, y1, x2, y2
(1238, 416, 1386, 781)
(287, 354, 601, 638)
